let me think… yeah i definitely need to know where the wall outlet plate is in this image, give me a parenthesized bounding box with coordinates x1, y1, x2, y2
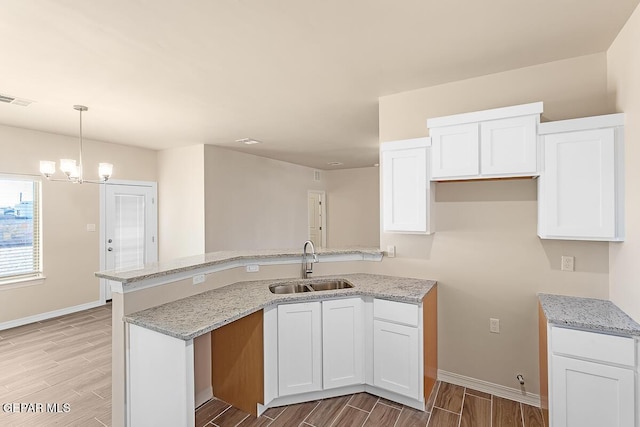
(386, 245, 396, 258)
(490, 318, 500, 333)
(193, 274, 205, 285)
(246, 264, 260, 273)
(561, 256, 575, 272)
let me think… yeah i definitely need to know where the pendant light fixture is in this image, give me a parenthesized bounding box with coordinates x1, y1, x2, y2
(39, 105, 113, 184)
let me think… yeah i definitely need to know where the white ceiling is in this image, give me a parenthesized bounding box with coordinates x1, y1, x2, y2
(0, 0, 638, 169)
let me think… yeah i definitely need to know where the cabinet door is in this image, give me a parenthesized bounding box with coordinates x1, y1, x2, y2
(277, 302, 322, 396)
(480, 115, 537, 176)
(551, 355, 635, 427)
(430, 123, 479, 179)
(322, 298, 364, 389)
(540, 128, 616, 239)
(382, 146, 428, 233)
(373, 319, 420, 399)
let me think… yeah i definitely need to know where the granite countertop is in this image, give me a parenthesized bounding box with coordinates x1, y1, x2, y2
(95, 247, 383, 284)
(539, 293, 640, 337)
(125, 273, 437, 340)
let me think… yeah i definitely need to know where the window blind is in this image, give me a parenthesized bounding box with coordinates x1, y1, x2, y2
(0, 177, 41, 281)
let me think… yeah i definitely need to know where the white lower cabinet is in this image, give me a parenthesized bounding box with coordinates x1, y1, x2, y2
(551, 355, 635, 427)
(322, 298, 365, 389)
(272, 296, 428, 408)
(372, 319, 420, 398)
(277, 298, 364, 396)
(548, 327, 637, 427)
(277, 301, 322, 396)
(372, 298, 422, 400)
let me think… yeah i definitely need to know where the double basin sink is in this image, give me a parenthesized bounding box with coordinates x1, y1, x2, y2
(269, 279, 353, 294)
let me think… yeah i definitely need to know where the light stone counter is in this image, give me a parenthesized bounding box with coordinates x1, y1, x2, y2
(95, 247, 383, 285)
(125, 273, 437, 340)
(538, 293, 640, 337)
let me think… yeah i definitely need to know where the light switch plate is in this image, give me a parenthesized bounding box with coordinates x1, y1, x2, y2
(86, 224, 96, 232)
(490, 318, 500, 333)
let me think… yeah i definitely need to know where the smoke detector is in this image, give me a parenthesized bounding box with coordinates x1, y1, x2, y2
(0, 93, 34, 107)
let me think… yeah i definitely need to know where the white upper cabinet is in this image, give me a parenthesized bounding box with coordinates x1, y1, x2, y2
(428, 102, 542, 180)
(381, 137, 433, 234)
(538, 114, 624, 241)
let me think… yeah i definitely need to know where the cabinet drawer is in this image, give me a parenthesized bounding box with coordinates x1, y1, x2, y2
(551, 327, 635, 367)
(373, 299, 419, 327)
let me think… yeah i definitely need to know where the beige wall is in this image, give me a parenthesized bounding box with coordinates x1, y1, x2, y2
(324, 167, 380, 248)
(158, 144, 206, 261)
(378, 53, 613, 395)
(203, 145, 326, 251)
(0, 124, 157, 323)
(608, 3, 640, 321)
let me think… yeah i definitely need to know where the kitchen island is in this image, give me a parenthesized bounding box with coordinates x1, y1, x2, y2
(124, 273, 437, 427)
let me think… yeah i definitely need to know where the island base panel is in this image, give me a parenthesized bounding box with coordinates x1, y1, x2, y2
(211, 309, 264, 416)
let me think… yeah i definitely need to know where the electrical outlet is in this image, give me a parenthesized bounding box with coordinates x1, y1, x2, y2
(246, 264, 260, 273)
(561, 256, 575, 272)
(192, 274, 205, 285)
(490, 318, 500, 333)
(386, 245, 396, 258)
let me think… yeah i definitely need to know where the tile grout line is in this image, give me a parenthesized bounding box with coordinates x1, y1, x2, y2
(328, 396, 355, 427)
(233, 413, 250, 427)
(457, 390, 466, 427)
(490, 393, 493, 426)
(359, 398, 380, 426)
(300, 399, 322, 426)
(391, 406, 403, 427)
(425, 381, 442, 427)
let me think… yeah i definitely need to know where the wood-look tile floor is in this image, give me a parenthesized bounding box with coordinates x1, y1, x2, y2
(198, 380, 545, 427)
(0, 304, 112, 427)
(0, 304, 545, 427)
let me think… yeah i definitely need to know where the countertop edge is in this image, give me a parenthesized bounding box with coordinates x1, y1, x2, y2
(124, 275, 436, 340)
(538, 293, 640, 338)
(96, 248, 384, 284)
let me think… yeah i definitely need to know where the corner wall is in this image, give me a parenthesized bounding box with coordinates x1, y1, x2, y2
(607, 3, 640, 321)
(203, 146, 326, 251)
(324, 167, 380, 248)
(0, 124, 157, 324)
(377, 53, 612, 395)
(158, 144, 206, 261)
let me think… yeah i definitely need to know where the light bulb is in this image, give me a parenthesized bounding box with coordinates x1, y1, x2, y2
(39, 160, 56, 178)
(98, 163, 113, 181)
(59, 159, 77, 176)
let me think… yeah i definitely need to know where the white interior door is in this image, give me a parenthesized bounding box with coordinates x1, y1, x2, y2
(101, 181, 157, 301)
(308, 190, 326, 248)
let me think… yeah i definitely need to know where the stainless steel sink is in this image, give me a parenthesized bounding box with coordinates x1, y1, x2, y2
(268, 279, 354, 294)
(309, 280, 354, 291)
(269, 283, 313, 294)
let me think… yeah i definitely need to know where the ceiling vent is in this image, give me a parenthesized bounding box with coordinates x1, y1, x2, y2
(0, 93, 34, 107)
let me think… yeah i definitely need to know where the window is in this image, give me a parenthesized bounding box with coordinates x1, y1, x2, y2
(0, 177, 41, 283)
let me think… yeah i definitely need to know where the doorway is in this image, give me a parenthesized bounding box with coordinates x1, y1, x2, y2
(307, 190, 326, 248)
(100, 180, 158, 301)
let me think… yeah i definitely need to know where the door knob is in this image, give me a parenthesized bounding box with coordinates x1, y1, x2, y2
(108, 239, 113, 243)
(108, 247, 113, 252)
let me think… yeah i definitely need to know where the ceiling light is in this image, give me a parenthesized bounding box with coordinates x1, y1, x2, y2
(235, 138, 261, 145)
(327, 161, 343, 166)
(39, 105, 113, 184)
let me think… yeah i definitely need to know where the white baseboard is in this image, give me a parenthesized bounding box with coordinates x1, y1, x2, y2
(0, 300, 105, 331)
(438, 369, 541, 407)
(195, 386, 213, 408)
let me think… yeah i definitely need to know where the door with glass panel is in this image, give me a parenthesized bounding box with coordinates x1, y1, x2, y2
(102, 182, 157, 301)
